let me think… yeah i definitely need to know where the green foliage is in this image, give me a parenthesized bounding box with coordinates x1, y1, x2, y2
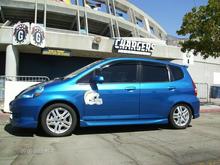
(177, 0, 220, 59)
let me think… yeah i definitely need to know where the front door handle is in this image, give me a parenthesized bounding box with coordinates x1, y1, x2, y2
(125, 86, 136, 92)
(168, 86, 176, 91)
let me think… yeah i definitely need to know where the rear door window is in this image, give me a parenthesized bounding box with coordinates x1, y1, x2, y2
(141, 62, 169, 83)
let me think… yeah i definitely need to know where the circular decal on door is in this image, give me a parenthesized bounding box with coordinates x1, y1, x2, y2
(84, 90, 103, 105)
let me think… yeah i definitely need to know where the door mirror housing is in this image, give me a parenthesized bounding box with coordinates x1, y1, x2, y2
(91, 75, 104, 84)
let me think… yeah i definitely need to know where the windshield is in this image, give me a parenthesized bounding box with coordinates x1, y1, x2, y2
(64, 60, 102, 79)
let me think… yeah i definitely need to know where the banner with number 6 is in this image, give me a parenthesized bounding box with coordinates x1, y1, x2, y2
(12, 22, 30, 45)
(30, 23, 46, 48)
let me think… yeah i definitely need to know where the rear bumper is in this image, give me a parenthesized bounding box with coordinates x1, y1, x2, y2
(192, 98, 200, 119)
(193, 113, 200, 119)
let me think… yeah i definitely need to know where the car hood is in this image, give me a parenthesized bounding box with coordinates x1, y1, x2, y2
(15, 79, 66, 99)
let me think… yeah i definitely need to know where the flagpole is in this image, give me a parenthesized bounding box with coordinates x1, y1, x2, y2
(34, 0, 38, 24)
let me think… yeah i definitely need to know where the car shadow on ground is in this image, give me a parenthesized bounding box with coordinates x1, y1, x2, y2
(74, 124, 172, 135)
(3, 123, 185, 137)
(4, 124, 39, 137)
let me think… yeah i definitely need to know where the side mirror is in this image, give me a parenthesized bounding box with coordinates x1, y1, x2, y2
(91, 75, 104, 84)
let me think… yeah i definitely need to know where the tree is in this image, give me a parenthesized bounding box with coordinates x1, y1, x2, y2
(177, 0, 220, 59)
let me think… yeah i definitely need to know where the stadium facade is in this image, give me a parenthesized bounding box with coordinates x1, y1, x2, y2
(0, 0, 220, 102)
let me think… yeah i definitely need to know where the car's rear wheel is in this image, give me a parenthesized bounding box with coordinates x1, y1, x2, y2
(169, 104, 192, 129)
(41, 103, 77, 137)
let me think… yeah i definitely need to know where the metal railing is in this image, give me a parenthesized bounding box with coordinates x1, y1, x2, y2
(0, 75, 50, 102)
(195, 83, 209, 103)
(1, 76, 50, 82)
(0, 77, 5, 102)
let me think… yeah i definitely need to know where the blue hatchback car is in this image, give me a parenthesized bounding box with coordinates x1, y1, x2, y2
(10, 58, 200, 136)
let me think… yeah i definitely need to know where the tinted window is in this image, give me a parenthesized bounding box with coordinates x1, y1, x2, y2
(142, 63, 169, 82)
(169, 65, 184, 81)
(101, 62, 138, 83)
(77, 71, 94, 83)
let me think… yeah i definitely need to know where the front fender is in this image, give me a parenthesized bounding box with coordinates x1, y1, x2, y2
(37, 91, 85, 119)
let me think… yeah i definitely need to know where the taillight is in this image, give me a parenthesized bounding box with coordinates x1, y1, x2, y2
(192, 81, 197, 96)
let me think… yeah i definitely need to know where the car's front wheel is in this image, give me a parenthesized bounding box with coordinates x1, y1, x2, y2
(169, 104, 192, 129)
(40, 103, 77, 137)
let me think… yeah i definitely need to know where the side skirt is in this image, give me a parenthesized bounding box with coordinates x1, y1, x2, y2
(80, 119, 168, 127)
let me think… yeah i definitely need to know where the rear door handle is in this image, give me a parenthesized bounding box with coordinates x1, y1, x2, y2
(125, 86, 136, 92)
(168, 86, 176, 91)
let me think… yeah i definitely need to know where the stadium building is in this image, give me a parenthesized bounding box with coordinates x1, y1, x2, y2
(0, 0, 220, 110)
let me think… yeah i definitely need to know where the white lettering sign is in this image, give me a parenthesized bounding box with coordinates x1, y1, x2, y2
(114, 39, 155, 56)
(183, 52, 194, 65)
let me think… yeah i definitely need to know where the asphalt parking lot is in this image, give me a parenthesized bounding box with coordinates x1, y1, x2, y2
(0, 113, 220, 165)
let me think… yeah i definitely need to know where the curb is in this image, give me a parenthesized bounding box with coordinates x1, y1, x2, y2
(0, 110, 10, 125)
(0, 110, 10, 123)
(200, 109, 220, 113)
(0, 109, 10, 116)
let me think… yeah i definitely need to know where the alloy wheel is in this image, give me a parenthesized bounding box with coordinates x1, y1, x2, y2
(46, 107, 72, 134)
(173, 105, 190, 127)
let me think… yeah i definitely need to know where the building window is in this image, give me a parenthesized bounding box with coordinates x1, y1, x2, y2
(150, 26, 155, 34)
(136, 17, 144, 28)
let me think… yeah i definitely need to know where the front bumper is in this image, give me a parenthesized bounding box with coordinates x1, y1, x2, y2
(10, 113, 38, 128)
(10, 98, 41, 128)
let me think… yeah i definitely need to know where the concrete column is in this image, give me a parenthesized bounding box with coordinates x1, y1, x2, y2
(111, 0, 120, 37)
(128, 8, 138, 37)
(144, 18, 151, 33)
(5, 45, 19, 77)
(75, 0, 81, 33)
(83, 0, 89, 35)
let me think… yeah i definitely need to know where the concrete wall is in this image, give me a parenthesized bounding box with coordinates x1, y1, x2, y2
(3, 81, 39, 112)
(172, 59, 220, 86)
(171, 50, 220, 86)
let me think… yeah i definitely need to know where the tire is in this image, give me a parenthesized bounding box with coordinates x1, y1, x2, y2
(40, 103, 77, 137)
(169, 104, 192, 129)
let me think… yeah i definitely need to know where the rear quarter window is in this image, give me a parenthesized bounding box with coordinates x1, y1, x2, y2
(169, 65, 184, 81)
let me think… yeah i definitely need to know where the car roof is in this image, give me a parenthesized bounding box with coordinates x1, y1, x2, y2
(103, 57, 183, 68)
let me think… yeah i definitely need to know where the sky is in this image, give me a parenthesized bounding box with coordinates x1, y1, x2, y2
(129, 0, 208, 37)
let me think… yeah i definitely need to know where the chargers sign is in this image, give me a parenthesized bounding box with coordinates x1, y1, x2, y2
(114, 39, 155, 56)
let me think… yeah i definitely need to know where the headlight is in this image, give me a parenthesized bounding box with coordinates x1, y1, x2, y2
(33, 86, 44, 97)
(19, 86, 44, 99)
